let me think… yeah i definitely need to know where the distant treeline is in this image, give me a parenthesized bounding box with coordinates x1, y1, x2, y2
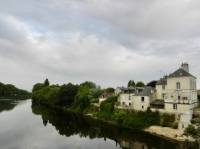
(0, 82, 31, 99)
(32, 79, 114, 112)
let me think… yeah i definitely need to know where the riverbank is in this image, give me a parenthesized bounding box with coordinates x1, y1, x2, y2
(144, 126, 197, 142)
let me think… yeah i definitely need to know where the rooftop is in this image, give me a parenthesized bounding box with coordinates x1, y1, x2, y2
(168, 68, 196, 78)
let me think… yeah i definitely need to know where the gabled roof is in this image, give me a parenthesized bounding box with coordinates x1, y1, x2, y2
(156, 78, 167, 85)
(168, 68, 196, 78)
(133, 87, 154, 96)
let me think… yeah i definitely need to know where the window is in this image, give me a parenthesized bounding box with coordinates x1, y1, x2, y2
(176, 82, 180, 89)
(173, 104, 177, 109)
(129, 103, 131, 106)
(129, 96, 131, 100)
(141, 97, 145, 102)
(162, 94, 166, 99)
(183, 97, 188, 100)
(142, 106, 144, 109)
(162, 85, 165, 90)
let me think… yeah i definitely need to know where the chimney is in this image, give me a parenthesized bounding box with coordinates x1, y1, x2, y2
(181, 62, 189, 73)
(103, 91, 107, 98)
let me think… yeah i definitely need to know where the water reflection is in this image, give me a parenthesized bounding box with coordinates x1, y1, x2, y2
(0, 99, 19, 113)
(31, 101, 199, 149)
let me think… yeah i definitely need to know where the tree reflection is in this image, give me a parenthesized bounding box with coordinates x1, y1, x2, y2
(31, 101, 198, 149)
(0, 100, 18, 113)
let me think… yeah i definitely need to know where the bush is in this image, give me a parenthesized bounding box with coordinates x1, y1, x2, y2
(172, 123, 178, 129)
(112, 109, 126, 124)
(90, 98, 99, 103)
(190, 119, 196, 124)
(161, 113, 175, 127)
(100, 96, 117, 113)
(185, 125, 198, 136)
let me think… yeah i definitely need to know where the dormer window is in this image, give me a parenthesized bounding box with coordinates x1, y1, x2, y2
(176, 82, 180, 89)
(180, 72, 182, 75)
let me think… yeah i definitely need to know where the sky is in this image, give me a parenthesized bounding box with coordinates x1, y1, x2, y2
(0, 0, 200, 92)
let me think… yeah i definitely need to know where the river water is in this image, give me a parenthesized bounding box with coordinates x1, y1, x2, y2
(0, 99, 198, 149)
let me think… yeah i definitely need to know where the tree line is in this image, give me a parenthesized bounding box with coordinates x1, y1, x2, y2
(0, 82, 31, 99)
(32, 79, 115, 112)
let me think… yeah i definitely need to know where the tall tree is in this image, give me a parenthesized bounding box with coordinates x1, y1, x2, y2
(135, 81, 145, 87)
(127, 80, 135, 87)
(44, 79, 50, 87)
(106, 87, 115, 92)
(80, 81, 96, 89)
(57, 83, 79, 105)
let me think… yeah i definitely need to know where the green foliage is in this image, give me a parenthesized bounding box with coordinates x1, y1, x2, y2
(57, 83, 79, 106)
(44, 79, 50, 87)
(161, 113, 175, 127)
(112, 109, 126, 124)
(106, 87, 115, 92)
(185, 125, 198, 136)
(90, 98, 99, 103)
(88, 89, 103, 100)
(32, 83, 43, 93)
(135, 81, 145, 87)
(0, 82, 31, 99)
(74, 86, 90, 112)
(100, 96, 117, 113)
(80, 81, 97, 89)
(172, 123, 178, 129)
(94, 112, 113, 120)
(127, 80, 135, 87)
(123, 108, 160, 129)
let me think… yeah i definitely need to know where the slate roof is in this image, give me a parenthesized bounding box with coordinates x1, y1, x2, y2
(156, 78, 167, 85)
(150, 99, 164, 105)
(133, 87, 154, 96)
(168, 68, 196, 78)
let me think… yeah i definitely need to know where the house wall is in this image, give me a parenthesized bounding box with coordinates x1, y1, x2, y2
(132, 96, 150, 111)
(167, 77, 196, 91)
(156, 85, 167, 99)
(164, 103, 194, 114)
(118, 94, 133, 107)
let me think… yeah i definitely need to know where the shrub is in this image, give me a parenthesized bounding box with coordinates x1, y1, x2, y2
(112, 109, 126, 124)
(185, 125, 198, 136)
(161, 113, 175, 127)
(90, 98, 99, 103)
(190, 119, 196, 124)
(172, 123, 178, 129)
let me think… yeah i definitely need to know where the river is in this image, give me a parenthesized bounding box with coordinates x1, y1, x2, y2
(0, 99, 198, 149)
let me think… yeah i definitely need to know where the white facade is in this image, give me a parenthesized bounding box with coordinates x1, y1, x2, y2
(116, 63, 198, 123)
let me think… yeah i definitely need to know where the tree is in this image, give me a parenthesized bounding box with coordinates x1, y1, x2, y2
(127, 80, 135, 87)
(57, 83, 79, 105)
(88, 88, 103, 100)
(32, 83, 43, 93)
(135, 81, 145, 87)
(44, 79, 50, 87)
(106, 87, 115, 92)
(80, 81, 96, 89)
(74, 86, 90, 111)
(146, 80, 157, 87)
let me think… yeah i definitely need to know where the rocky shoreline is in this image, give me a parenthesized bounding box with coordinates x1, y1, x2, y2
(143, 126, 197, 142)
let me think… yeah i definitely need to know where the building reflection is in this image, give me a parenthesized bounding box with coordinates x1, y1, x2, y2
(118, 139, 149, 149)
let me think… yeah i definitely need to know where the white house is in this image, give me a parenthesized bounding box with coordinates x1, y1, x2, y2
(151, 63, 198, 128)
(116, 63, 198, 128)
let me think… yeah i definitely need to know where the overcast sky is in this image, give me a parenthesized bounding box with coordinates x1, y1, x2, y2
(1, 0, 200, 91)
